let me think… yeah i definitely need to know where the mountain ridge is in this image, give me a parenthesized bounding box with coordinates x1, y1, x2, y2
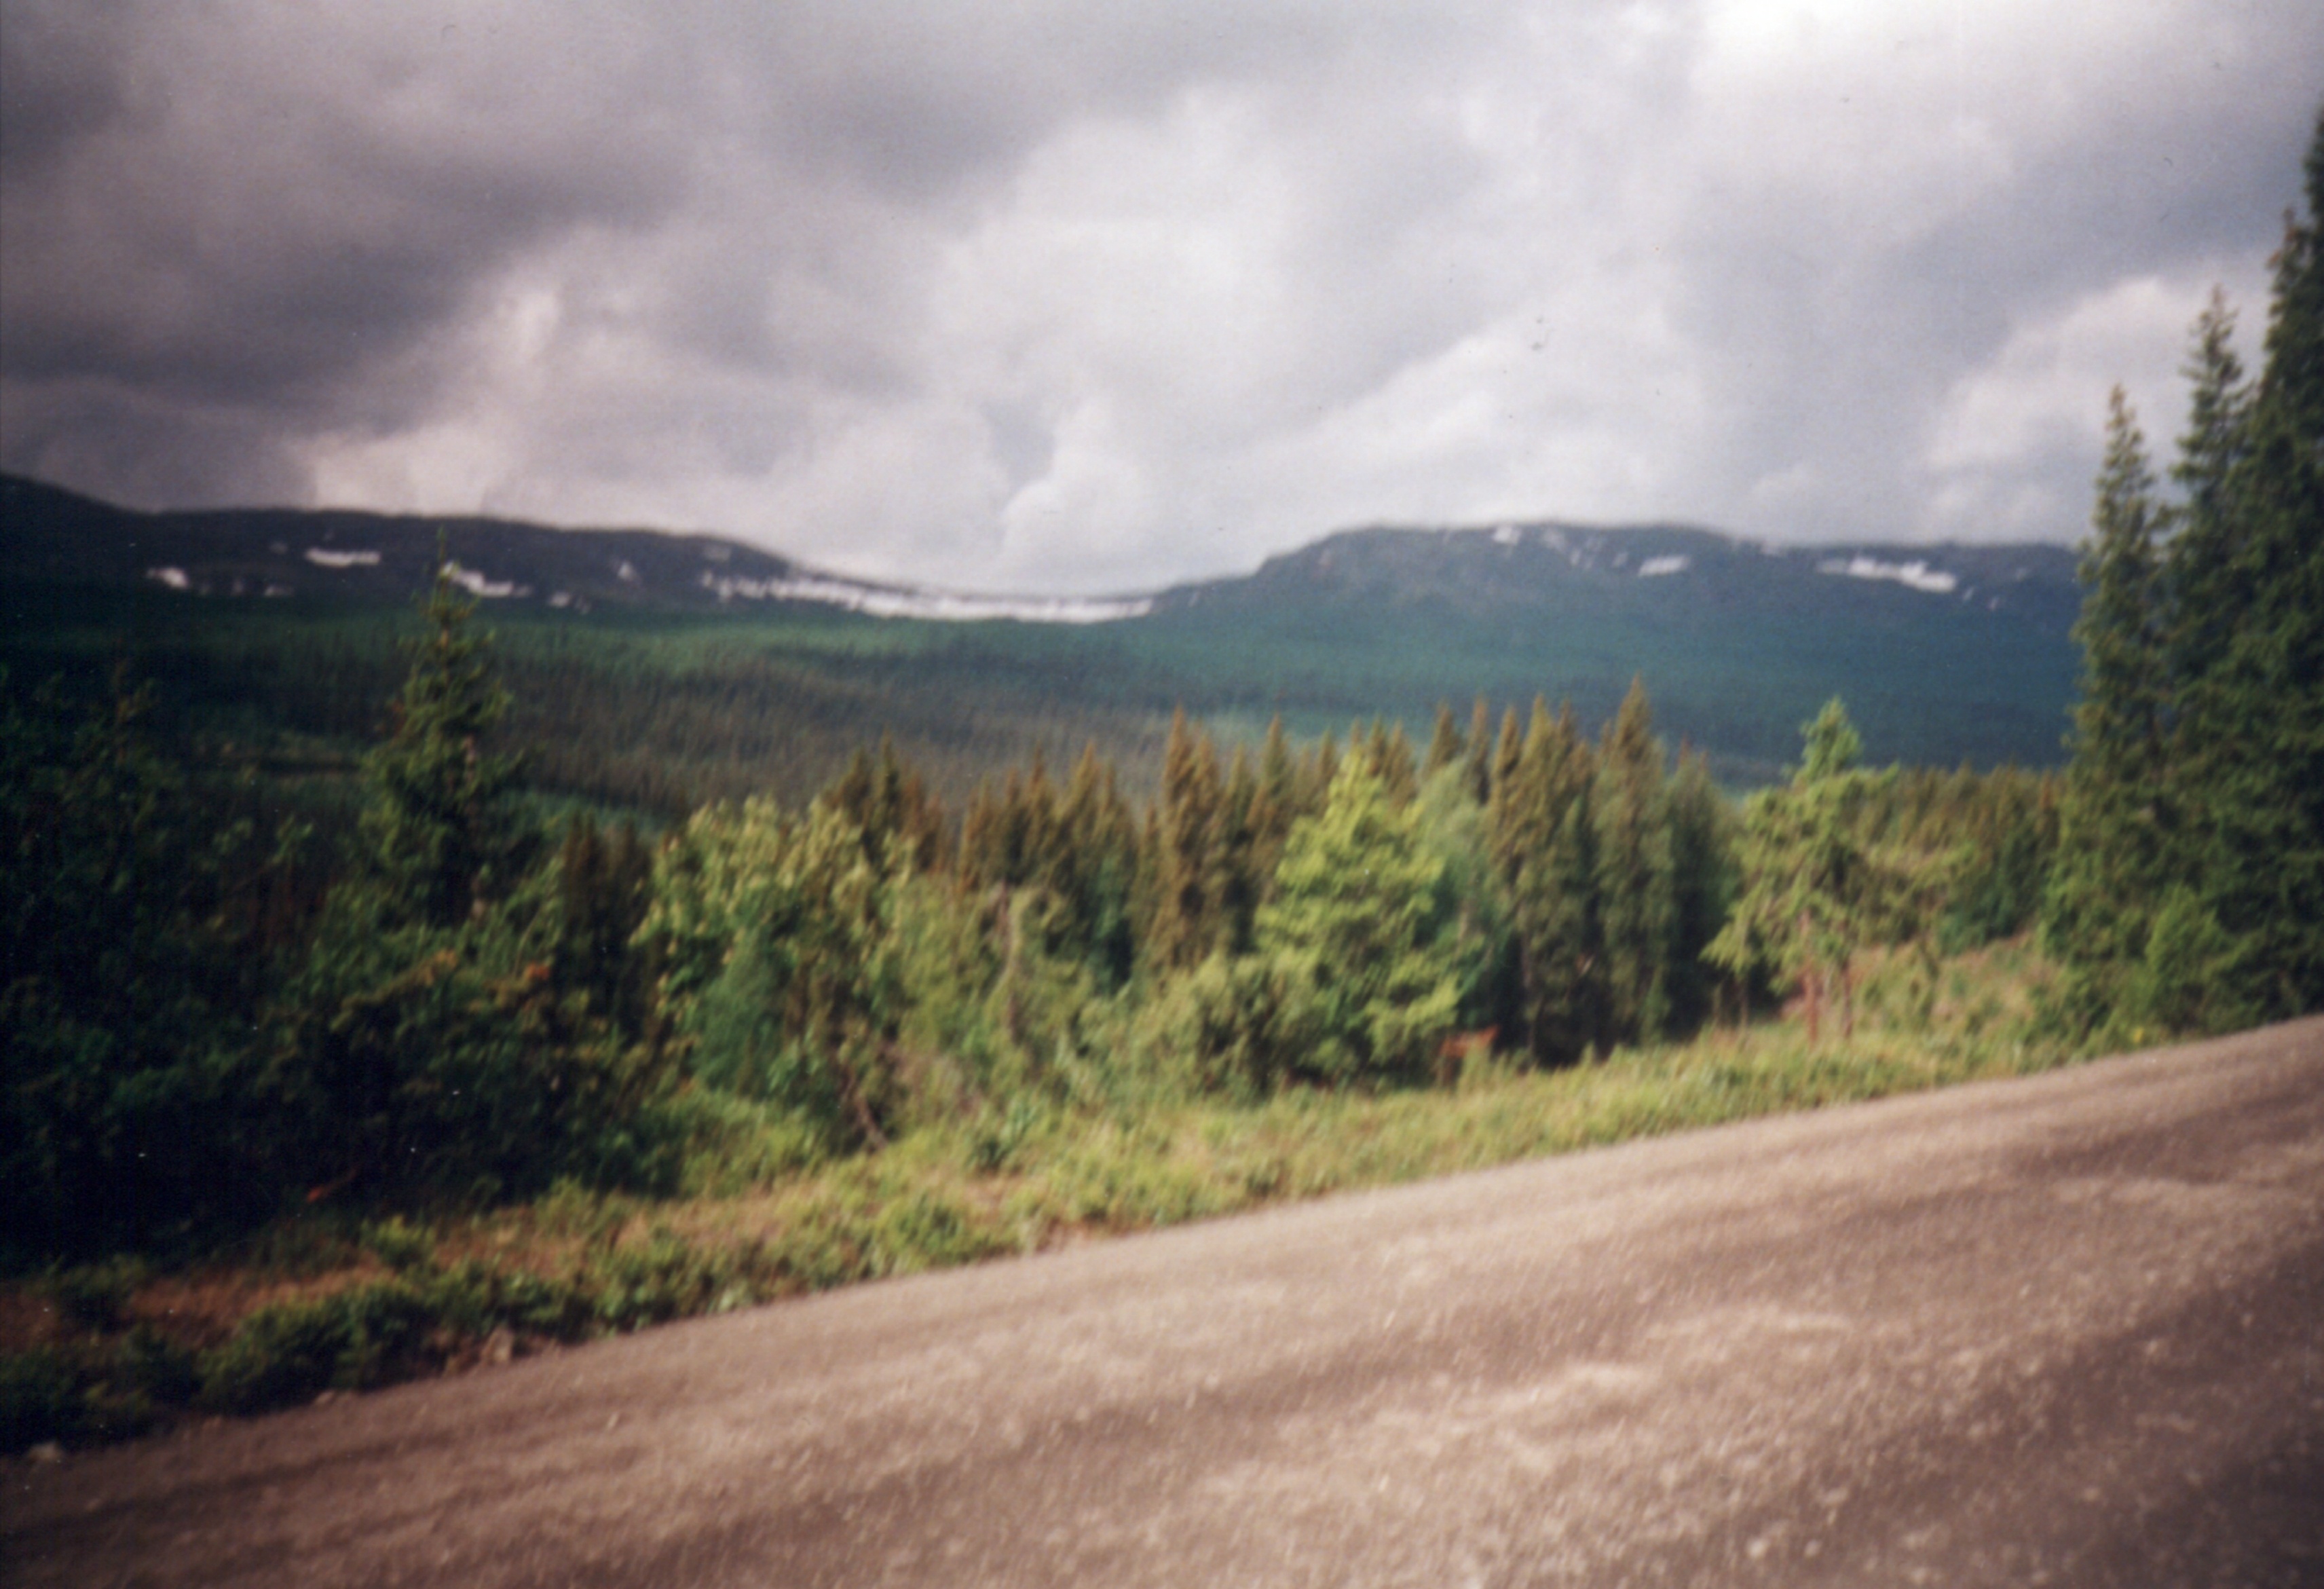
(1, 470, 2077, 629)
(1, 470, 2086, 785)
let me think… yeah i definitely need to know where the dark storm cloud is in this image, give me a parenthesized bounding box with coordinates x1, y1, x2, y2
(1, 3, 690, 502)
(2, 1, 2319, 591)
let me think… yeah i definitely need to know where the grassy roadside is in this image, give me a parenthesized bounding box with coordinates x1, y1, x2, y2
(3, 939, 2071, 1454)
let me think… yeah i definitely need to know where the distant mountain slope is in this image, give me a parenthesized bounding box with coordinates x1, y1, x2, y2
(2, 472, 2085, 785)
(0, 473, 1146, 622)
(1152, 520, 2077, 626)
(1132, 522, 2082, 775)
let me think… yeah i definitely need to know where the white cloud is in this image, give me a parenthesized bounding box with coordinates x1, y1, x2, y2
(1920, 258, 2273, 538)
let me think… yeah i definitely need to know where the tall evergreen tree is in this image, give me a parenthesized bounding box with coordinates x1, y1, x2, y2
(1664, 745, 1732, 1030)
(824, 734, 946, 874)
(1146, 709, 1225, 971)
(2043, 390, 2175, 999)
(2171, 107, 2324, 1012)
(1257, 762, 1463, 1083)
(1216, 747, 1264, 953)
(1463, 697, 1495, 804)
(2165, 289, 2255, 692)
(1592, 679, 1676, 1046)
(1059, 743, 1140, 985)
(359, 547, 525, 929)
(1423, 703, 1465, 779)
(1710, 699, 1902, 1042)
(1493, 700, 1603, 1062)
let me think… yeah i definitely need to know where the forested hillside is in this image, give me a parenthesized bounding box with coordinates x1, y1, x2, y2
(2, 465, 2081, 818)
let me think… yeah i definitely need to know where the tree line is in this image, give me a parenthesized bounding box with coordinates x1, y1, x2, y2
(2, 550, 2054, 1260)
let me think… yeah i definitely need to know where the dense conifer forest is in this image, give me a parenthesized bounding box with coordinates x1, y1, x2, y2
(3, 109, 2316, 1453)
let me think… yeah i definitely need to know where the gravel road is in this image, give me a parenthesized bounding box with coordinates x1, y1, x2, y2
(9, 1018, 2322, 1588)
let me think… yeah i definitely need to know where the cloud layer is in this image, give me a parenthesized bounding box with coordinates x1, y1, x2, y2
(3, 1, 2315, 593)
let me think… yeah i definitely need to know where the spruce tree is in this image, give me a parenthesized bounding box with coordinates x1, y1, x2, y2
(1216, 747, 1263, 953)
(2042, 390, 2174, 1001)
(1060, 743, 1139, 984)
(1423, 703, 1464, 778)
(2176, 107, 2324, 1012)
(1463, 697, 1495, 804)
(1493, 700, 1603, 1062)
(1146, 709, 1224, 971)
(1664, 745, 1732, 1030)
(1257, 762, 1462, 1083)
(1710, 699, 1904, 1042)
(1592, 679, 1675, 1046)
(2165, 289, 2255, 692)
(359, 546, 524, 929)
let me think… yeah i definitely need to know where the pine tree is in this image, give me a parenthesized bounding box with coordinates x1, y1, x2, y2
(1490, 707, 1523, 810)
(1060, 743, 1139, 985)
(1493, 700, 1603, 1062)
(2042, 390, 2175, 1002)
(556, 814, 655, 1033)
(358, 545, 525, 929)
(1146, 709, 1225, 971)
(2172, 107, 2324, 1013)
(1249, 715, 1300, 883)
(1592, 679, 1675, 1046)
(824, 734, 945, 874)
(1423, 703, 1465, 778)
(1216, 747, 1263, 953)
(1257, 761, 1462, 1083)
(2165, 289, 2255, 691)
(1463, 697, 1495, 804)
(1710, 699, 1904, 1041)
(1664, 745, 1732, 1030)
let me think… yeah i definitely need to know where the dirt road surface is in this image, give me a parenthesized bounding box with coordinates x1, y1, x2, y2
(9, 1020, 2323, 1587)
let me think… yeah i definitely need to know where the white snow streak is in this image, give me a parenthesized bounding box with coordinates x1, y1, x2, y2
(699, 571, 1151, 624)
(1815, 555, 1958, 595)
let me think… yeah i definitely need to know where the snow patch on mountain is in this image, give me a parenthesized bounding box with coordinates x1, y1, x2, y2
(700, 570, 1152, 624)
(1816, 555, 1959, 595)
(1637, 555, 1691, 578)
(445, 562, 526, 599)
(303, 548, 380, 568)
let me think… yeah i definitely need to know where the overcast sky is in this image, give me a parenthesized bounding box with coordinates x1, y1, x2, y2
(2, 2, 2317, 594)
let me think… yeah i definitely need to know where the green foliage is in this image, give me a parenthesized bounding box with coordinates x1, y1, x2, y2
(1710, 700, 1932, 1040)
(1664, 746, 1736, 1026)
(272, 876, 671, 1205)
(1594, 679, 1678, 1046)
(2048, 107, 2324, 1032)
(643, 798, 905, 1148)
(359, 550, 527, 929)
(1, 670, 305, 1256)
(255, 558, 676, 1212)
(196, 1280, 438, 1415)
(1255, 761, 1465, 1083)
(1412, 760, 1514, 1030)
(823, 735, 948, 874)
(2044, 391, 2174, 993)
(2168, 109, 2324, 1014)
(1144, 709, 1231, 972)
(2121, 886, 2260, 1039)
(554, 814, 658, 1034)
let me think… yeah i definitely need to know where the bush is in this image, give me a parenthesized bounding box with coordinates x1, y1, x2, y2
(196, 1280, 436, 1415)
